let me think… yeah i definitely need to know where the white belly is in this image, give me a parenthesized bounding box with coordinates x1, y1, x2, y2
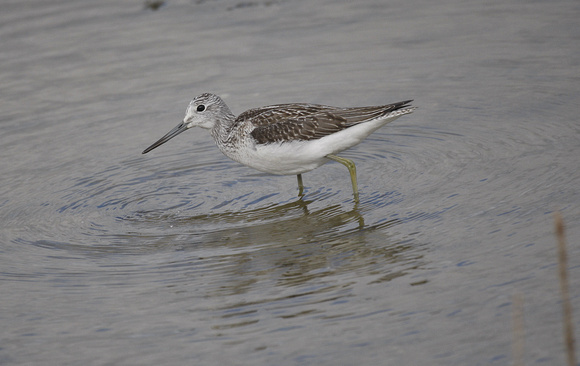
(217, 113, 407, 175)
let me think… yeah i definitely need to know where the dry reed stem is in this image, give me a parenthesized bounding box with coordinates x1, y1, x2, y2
(555, 212, 576, 366)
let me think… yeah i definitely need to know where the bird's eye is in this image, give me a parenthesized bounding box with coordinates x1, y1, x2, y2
(197, 105, 205, 112)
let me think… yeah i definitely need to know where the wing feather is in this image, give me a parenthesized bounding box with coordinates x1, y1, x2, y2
(246, 100, 413, 145)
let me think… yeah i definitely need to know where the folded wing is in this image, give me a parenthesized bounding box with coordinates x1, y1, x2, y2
(247, 100, 413, 144)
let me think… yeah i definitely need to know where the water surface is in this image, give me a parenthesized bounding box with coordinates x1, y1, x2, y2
(1, 0, 579, 365)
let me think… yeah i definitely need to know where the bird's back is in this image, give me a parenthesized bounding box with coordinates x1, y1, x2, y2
(243, 101, 414, 144)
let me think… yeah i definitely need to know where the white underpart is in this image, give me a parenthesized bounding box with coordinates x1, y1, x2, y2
(224, 107, 416, 175)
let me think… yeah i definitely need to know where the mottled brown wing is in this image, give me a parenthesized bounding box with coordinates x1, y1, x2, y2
(250, 111, 350, 144)
(248, 100, 414, 144)
(238, 104, 334, 127)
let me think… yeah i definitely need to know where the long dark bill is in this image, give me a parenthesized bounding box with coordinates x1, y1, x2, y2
(142, 122, 189, 154)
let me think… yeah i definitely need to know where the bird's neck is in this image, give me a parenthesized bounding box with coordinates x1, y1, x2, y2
(210, 110, 237, 145)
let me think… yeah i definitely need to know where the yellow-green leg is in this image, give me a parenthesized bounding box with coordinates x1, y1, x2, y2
(326, 154, 359, 201)
(296, 174, 304, 196)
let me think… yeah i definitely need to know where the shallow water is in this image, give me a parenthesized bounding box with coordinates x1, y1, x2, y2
(1, 0, 579, 365)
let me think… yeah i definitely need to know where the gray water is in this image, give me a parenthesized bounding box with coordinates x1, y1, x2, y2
(1, 0, 579, 365)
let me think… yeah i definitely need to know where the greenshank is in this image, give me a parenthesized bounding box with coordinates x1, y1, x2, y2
(142, 93, 416, 200)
